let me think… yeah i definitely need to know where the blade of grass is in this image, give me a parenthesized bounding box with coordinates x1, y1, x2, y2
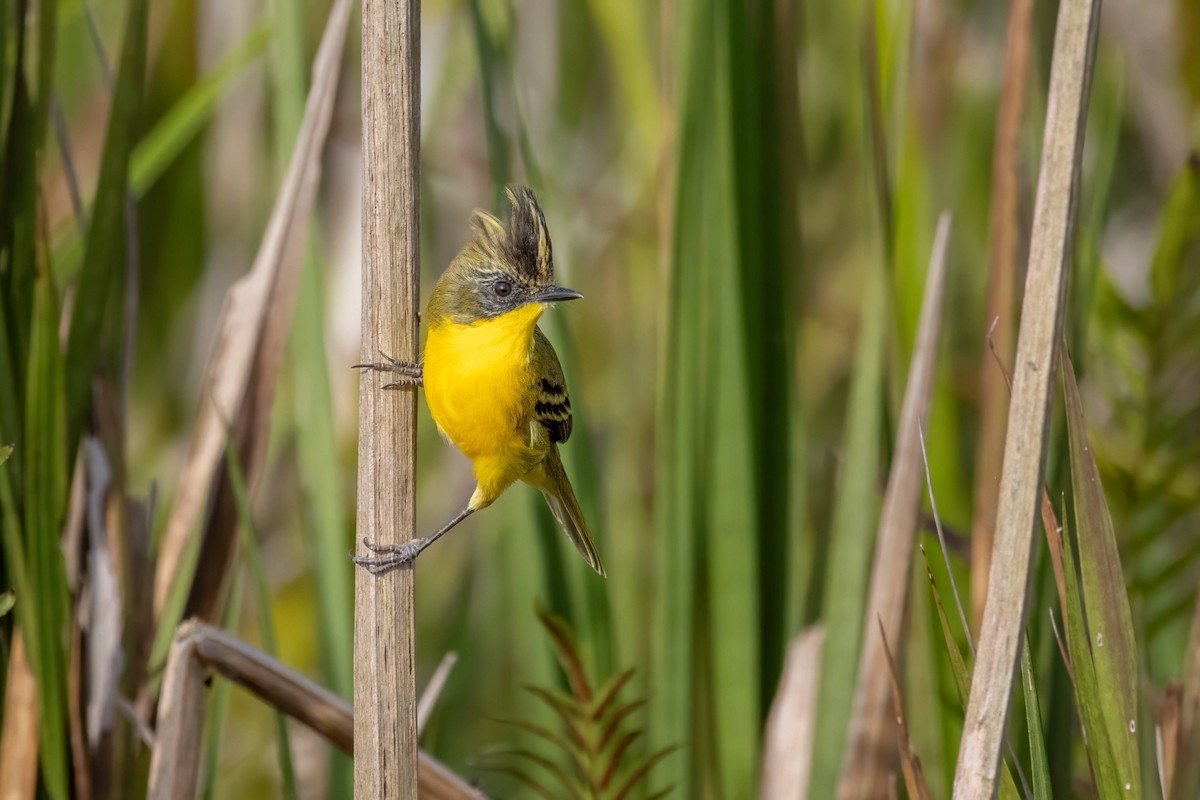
(1058, 493, 1123, 796)
(1064, 350, 1142, 796)
(221, 428, 299, 800)
(1020, 633, 1052, 800)
(650, 0, 724, 791)
(51, 26, 271, 283)
(23, 247, 71, 799)
(64, 0, 147, 449)
(922, 545, 1024, 800)
(808, 255, 888, 800)
(838, 211, 950, 798)
(954, 0, 1103, 789)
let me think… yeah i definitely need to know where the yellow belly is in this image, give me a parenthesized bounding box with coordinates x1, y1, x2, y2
(422, 304, 545, 504)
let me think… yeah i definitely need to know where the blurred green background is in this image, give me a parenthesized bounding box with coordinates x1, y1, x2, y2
(2, 0, 1200, 797)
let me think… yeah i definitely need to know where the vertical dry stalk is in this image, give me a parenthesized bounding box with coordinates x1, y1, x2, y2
(952, 0, 1101, 795)
(970, 0, 1035, 627)
(836, 213, 952, 798)
(355, 0, 422, 795)
(0, 633, 39, 799)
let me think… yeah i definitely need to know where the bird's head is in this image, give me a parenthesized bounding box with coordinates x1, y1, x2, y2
(428, 185, 582, 326)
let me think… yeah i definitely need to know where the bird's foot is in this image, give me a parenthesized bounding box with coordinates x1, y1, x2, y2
(353, 352, 423, 388)
(351, 537, 428, 575)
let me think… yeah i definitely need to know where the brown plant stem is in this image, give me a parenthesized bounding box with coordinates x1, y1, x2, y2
(970, 0, 1035, 627)
(354, 0, 422, 795)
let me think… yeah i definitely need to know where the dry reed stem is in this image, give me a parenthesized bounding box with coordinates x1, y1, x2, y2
(150, 0, 352, 624)
(0, 633, 39, 799)
(952, 0, 1101, 794)
(354, 0, 422, 795)
(760, 627, 823, 800)
(970, 0, 1035, 627)
(147, 622, 484, 799)
(836, 212, 952, 798)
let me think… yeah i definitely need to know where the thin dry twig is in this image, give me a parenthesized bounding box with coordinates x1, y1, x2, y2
(878, 619, 931, 800)
(953, 0, 1102, 793)
(151, 0, 353, 624)
(836, 212, 952, 798)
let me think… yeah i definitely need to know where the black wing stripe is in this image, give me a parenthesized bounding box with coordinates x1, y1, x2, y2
(535, 400, 571, 418)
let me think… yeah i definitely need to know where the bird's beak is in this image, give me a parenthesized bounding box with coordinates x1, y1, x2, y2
(535, 286, 584, 304)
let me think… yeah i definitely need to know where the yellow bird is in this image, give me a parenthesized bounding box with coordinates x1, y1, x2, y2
(352, 186, 605, 576)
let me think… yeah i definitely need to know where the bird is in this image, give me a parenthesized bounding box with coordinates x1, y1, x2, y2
(351, 185, 605, 577)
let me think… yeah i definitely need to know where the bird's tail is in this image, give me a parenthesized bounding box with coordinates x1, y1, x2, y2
(540, 448, 606, 577)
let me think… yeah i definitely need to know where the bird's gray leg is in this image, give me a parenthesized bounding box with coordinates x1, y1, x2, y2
(353, 350, 423, 388)
(351, 507, 474, 575)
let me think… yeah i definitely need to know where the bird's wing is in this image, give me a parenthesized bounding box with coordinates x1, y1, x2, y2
(531, 327, 572, 444)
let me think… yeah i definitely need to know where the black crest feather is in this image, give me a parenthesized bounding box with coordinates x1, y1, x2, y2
(470, 185, 554, 285)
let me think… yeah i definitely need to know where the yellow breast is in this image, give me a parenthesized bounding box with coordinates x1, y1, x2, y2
(422, 303, 544, 463)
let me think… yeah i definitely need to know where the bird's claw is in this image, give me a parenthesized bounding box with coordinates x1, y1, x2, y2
(353, 351, 423, 388)
(351, 537, 424, 575)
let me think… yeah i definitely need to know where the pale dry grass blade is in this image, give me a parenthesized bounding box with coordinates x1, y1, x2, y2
(953, 0, 1103, 793)
(148, 623, 483, 799)
(971, 0, 1035, 626)
(418, 652, 459, 737)
(0, 633, 39, 799)
(150, 0, 353, 623)
(760, 627, 824, 800)
(837, 212, 952, 798)
(83, 439, 122, 750)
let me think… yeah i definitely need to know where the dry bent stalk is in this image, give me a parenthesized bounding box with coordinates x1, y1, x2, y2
(147, 621, 484, 800)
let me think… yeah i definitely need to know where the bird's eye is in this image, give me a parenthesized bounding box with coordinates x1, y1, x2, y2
(494, 280, 513, 297)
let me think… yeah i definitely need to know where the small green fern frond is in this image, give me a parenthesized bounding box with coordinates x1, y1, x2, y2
(589, 668, 635, 721)
(598, 730, 643, 789)
(610, 746, 682, 800)
(487, 602, 678, 798)
(491, 716, 590, 776)
(596, 699, 647, 752)
(524, 685, 588, 746)
(535, 600, 593, 702)
(506, 747, 588, 800)
(483, 765, 567, 800)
